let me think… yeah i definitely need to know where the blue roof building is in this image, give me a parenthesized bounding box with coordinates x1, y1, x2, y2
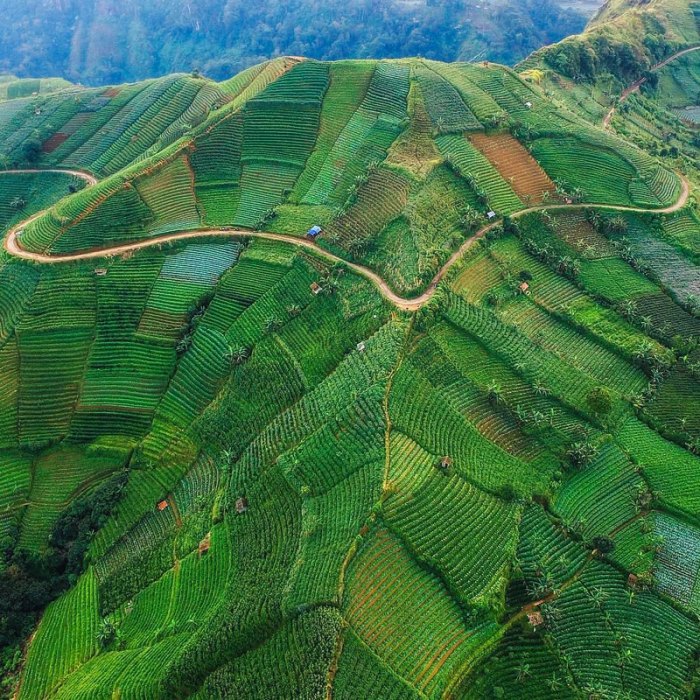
(307, 225, 323, 238)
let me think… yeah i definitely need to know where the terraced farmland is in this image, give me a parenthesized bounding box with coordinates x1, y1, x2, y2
(0, 37, 698, 700)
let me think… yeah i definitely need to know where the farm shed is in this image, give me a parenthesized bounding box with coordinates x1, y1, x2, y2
(198, 533, 211, 556)
(527, 611, 544, 628)
(306, 225, 323, 239)
(156, 499, 169, 511)
(235, 497, 249, 514)
(310, 282, 322, 295)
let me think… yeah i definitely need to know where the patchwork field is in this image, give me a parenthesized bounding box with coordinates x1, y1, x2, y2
(0, 38, 698, 700)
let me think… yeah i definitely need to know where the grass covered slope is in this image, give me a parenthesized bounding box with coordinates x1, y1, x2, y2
(1, 25, 700, 700)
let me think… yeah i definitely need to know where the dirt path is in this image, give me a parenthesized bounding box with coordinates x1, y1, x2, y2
(0, 167, 690, 311)
(603, 45, 700, 128)
(1, 167, 99, 186)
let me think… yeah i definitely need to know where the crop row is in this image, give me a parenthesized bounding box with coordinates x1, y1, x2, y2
(62, 79, 178, 172)
(413, 333, 546, 460)
(301, 63, 408, 206)
(231, 322, 404, 486)
(20, 569, 100, 699)
(617, 417, 700, 519)
(553, 443, 640, 540)
(414, 62, 481, 132)
(427, 62, 504, 123)
(384, 431, 519, 604)
(654, 511, 700, 608)
(648, 367, 700, 438)
(201, 256, 290, 333)
(291, 61, 376, 202)
(427, 320, 583, 448)
(444, 295, 602, 422)
(497, 296, 646, 397)
(437, 134, 522, 214)
(389, 360, 540, 495)
(470, 132, 557, 205)
(546, 560, 697, 698)
(327, 166, 411, 248)
(344, 527, 478, 698)
(134, 155, 201, 235)
(286, 460, 382, 609)
(92, 78, 204, 176)
(634, 292, 700, 340)
(16, 327, 93, 445)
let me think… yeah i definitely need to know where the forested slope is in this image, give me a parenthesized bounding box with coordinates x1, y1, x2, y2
(0, 0, 593, 85)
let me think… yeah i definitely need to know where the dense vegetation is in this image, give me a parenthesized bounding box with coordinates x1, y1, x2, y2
(0, 0, 698, 697)
(0, 0, 591, 85)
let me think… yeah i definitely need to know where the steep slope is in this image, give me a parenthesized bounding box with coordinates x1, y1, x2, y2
(10, 57, 681, 299)
(523, 0, 699, 83)
(0, 11, 699, 700)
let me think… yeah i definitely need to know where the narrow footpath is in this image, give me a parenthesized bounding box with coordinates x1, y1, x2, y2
(603, 44, 700, 128)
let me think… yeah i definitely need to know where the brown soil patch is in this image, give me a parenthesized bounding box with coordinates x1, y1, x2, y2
(42, 133, 69, 153)
(470, 132, 558, 205)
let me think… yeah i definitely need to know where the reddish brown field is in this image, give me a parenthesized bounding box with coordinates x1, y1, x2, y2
(41, 133, 69, 153)
(470, 132, 558, 205)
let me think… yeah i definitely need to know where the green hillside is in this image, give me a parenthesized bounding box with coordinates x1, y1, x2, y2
(0, 7, 699, 700)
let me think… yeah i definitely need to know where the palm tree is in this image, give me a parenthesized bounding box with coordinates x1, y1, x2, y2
(97, 618, 116, 648)
(616, 648, 633, 667)
(176, 333, 193, 354)
(609, 215, 628, 233)
(264, 317, 280, 334)
(619, 299, 638, 320)
(590, 586, 609, 608)
(227, 346, 250, 366)
(547, 674, 563, 691)
(533, 381, 549, 397)
(515, 662, 531, 683)
(487, 381, 503, 405)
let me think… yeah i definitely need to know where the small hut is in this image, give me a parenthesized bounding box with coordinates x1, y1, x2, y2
(627, 573, 639, 589)
(438, 456, 452, 470)
(487, 211, 497, 220)
(527, 611, 544, 628)
(198, 533, 211, 556)
(306, 225, 323, 240)
(156, 499, 169, 512)
(310, 282, 322, 295)
(94, 268, 107, 277)
(356, 342, 366, 353)
(519, 281, 530, 294)
(235, 497, 249, 515)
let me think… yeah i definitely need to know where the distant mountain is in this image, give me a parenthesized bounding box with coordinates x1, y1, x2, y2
(0, 0, 599, 85)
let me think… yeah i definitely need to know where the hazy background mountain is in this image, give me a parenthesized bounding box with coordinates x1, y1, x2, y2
(0, 0, 603, 85)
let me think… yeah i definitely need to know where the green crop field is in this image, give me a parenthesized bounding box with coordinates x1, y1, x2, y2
(0, 2, 699, 696)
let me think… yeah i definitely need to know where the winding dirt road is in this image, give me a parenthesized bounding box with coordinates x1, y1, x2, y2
(1, 167, 99, 185)
(2, 168, 691, 311)
(603, 44, 700, 128)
